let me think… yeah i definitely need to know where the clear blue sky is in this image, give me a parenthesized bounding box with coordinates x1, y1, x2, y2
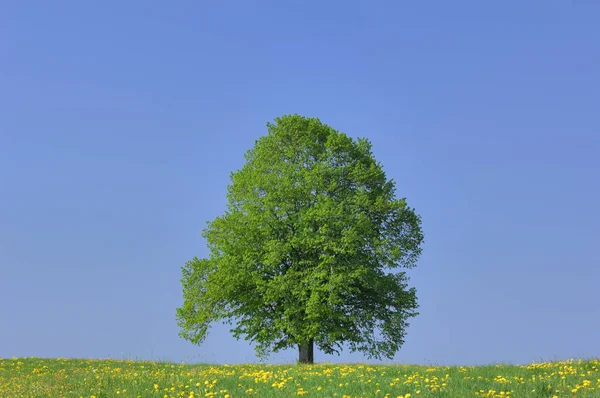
(1, 1, 599, 366)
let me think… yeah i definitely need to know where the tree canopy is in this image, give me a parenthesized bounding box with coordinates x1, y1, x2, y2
(176, 114, 424, 363)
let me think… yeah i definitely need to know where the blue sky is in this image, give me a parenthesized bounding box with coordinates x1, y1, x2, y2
(1, 1, 599, 366)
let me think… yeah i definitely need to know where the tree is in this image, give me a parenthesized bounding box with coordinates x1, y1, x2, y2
(176, 114, 424, 364)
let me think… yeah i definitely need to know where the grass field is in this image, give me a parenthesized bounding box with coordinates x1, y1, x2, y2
(1, 357, 599, 397)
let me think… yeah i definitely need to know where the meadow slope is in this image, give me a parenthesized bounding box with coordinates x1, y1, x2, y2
(1, 357, 599, 397)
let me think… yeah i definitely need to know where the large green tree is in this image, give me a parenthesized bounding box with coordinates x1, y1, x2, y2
(177, 114, 424, 364)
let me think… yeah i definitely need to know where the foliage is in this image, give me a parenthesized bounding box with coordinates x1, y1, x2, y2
(176, 114, 424, 362)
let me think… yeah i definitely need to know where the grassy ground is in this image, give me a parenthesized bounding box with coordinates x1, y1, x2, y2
(1, 357, 599, 397)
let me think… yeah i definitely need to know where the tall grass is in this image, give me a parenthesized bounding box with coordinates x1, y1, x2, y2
(1, 357, 599, 397)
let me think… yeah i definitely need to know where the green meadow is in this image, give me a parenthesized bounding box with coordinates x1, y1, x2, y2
(1, 357, 599, 397)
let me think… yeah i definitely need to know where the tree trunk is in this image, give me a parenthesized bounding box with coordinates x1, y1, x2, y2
(298, 339, 314, 364)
